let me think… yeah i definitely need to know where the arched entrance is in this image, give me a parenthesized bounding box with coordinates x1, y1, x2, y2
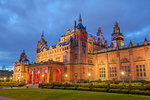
(42, 68, 47, 83)
(35, 69, 40, 84)
(53, 68, 61, 82)
(29, 70, 33, 84)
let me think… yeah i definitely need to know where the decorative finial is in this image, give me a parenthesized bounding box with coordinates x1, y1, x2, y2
(115, 21, 119, 26)
(144, 36, 148, 45)
(78, 13, 82, 22)
(41, 31, 44, 39)
(129, 40, 133, 48)
(98, 27, 101, 32)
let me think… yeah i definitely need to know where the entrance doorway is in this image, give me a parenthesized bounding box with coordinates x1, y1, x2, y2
(29, 70, 33, 84)
(35, 69, 40, 84)
(53, 68, 61, 82)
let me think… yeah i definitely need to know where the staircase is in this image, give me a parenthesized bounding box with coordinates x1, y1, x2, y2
(22, 84, 39, 88)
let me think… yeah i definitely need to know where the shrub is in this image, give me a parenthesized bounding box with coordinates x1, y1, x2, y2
(130, 90, 150, 96)
(88, 83, 93, 90)
(106, 82, 110, 92)
(51, 82, 55, 89)
(144, 84, 150, 90)
(75, 84, 79, 90)
(128, 84, 132, 93)
(83, 79, 88, 83)
(112, 78, 116, 84)
(98, 79, 102, 83)
(109, 89, 128, 94)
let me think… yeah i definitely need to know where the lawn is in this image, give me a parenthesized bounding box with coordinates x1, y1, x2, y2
(0, 89, 150, 100)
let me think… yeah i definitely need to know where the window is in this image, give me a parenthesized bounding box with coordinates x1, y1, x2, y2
(136, 64, 146, 77)
(140, 73, 142, 77)
(128, 66, 130, 69)
(137, 73, 139, 77)
(63, 55, 67, 62)
(140, 65, 142, 68)
(122, 65, 130, 77)
(110, 67, 117, 78)
(144, 73, 146, 77)
(99, 68, 106, 78)
(140, 69, 142, 71)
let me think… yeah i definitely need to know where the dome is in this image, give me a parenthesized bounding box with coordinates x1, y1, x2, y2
(77, 23, 84, 29)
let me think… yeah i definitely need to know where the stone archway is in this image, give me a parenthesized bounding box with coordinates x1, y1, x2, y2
(29, 70, 33, 84)
(53, 68, 61, 82)
(42, 68, 47, 83)
(35, 69, 40, 84)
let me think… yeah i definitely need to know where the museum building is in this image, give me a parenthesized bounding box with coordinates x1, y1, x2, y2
(13, 15, 150, 83)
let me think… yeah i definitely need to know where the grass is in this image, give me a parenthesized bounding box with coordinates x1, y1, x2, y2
(0, 88, 150, 100)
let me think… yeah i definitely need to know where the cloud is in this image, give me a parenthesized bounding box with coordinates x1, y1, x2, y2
(0, 0, 150, 69)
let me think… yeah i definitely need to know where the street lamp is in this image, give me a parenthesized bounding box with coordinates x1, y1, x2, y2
(4, 77, 7, 82)
(65, 74, 68, 78)
(88, 73, 91, 84)
(10, 77, 12, 82)
(64, 74, 68, 82)
(121, 71, 125, 86)
(42, 74, 44, 84)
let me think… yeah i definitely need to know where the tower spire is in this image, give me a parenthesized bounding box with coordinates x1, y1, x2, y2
(41, 32, 44, 39)
(78, 13, 82, 23)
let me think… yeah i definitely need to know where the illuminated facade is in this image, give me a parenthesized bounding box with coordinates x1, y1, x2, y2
(13, 15, 150, 83)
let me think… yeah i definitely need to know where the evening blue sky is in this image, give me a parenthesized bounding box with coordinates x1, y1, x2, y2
(0, 0, 150, 70)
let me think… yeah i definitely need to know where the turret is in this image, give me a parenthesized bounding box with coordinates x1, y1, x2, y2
(111, 22, 124, 47)
(19, 50, 29, 63)
(37, 32, 48, 53)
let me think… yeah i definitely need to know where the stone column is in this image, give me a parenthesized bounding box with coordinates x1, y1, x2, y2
(39, 68, 43, 83)
(47, 66, 50, 83)
(116, 51, 121, 80)
(144, 47, 150, 80)
(32, 68, 35, 84)
(105, 53, 109, 80)
(129, 50, 135, 80)
(26, 67, 29, 84)
(50, 67, 53, 81)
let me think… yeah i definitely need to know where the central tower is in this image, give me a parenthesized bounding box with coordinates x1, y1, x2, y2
(74, 14, 88, 64)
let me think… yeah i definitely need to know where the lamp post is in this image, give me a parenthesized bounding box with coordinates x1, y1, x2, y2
(10, 77, 12, 82)
(21, 75, 24, 82)
(121, 71, 125, 86)
(42, 74, 44, 84)
(64, 74, 68, 82)
(88, 73, 91, 84)
(4, 77, 7, 82)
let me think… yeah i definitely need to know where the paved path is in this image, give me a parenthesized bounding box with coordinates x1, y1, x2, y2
(0, 96, 18, 100)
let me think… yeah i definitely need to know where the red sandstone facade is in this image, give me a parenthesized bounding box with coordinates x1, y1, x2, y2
(13, 15, 150, 83)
